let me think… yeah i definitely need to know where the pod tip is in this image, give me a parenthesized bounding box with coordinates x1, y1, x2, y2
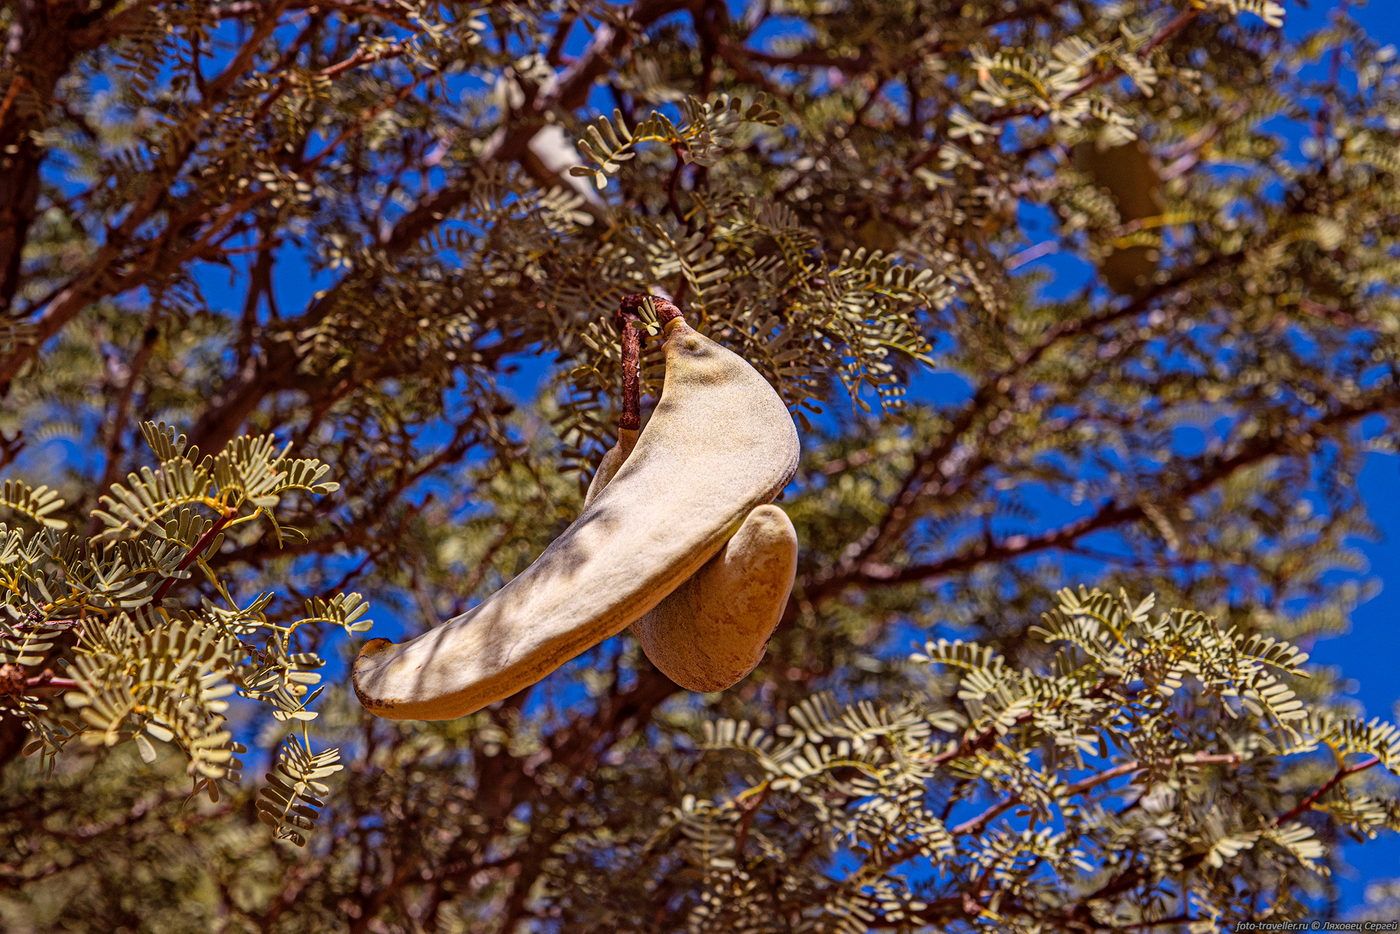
(352, 638, 398, 712)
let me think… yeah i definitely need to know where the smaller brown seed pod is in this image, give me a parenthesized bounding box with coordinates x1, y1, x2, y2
(632, 503, 797, 692)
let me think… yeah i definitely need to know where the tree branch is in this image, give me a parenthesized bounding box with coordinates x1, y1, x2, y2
(951, 752, 1243, 838)
(150, 507, 239, 605)
(381, 0, 689, 253)
(851, 382, 1400, 592)
(1273, 756, 1381, 827)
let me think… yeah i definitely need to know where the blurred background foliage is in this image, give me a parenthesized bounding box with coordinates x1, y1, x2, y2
(2, 0, 1400, 930)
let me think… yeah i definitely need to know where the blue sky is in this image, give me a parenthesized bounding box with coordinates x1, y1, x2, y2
(20, 0, 1397, 917)
(603, 0, 1400, 908)
(355, 0, 1400, 910)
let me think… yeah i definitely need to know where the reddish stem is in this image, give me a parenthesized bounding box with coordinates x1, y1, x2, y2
(0, 666, 78, 695)
(25, 671, 78, 691)
(1274, 756, 1380, 826)
(618, 314, 641, 431)
(615, 294, 686, 430)
(150, 507, 237, 604)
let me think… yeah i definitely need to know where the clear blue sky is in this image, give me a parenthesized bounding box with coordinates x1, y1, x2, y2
(71, 0, 1400, 916)
(1235, 1, 1400, 907)
(369, 0, 1400, 910)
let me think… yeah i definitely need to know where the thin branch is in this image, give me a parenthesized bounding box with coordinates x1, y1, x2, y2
(734, 784, 771, 857)
(664, 143, 688, 227)
(150, 507, 239, 605)
(906, 10, 1202, 173)
(382, 0, 689, 253)
(806, 250, 1239, 603)
(1273, 756, 1381, 826)
(303, 69, 437, 167)
(86, 315, 162, 536)
(951, 753, 1243, 838)
(853, 382, 1400, 592)
(318, 35, 414, 80)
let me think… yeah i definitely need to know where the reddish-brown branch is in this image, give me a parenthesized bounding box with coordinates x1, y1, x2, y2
(181, 1, 685, 450)
(0, 666, 79, 696)
(1065, 9, 1199, 99)
(734, 785, 771, 857)
(0, 175, 263, 391)
(382, 0, 689, 253)
(665, 143, 688, 226)
(0, 3, 87, 318)
(189, 0, 686, 450)
(906, 9, 1201, 173)
(1274, 756, 1381, 826)
(86, 317, 162, 537)
(952, 753, 1243, 838)
(846, 382, 1400, 594)
(829, 249, 1238, 581)
(0, 0, 422, 395)
(304, 70, 437, 167)
(150, 508, 238, 605)
(801, 243, 1389, 611)
(24, 671, 79, 692)
(618, 312, 642, 431)
(318, 36, 412, 80)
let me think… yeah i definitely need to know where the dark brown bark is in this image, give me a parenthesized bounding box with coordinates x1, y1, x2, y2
(0, 714, 28, 772)
(0, 2, 83, 319)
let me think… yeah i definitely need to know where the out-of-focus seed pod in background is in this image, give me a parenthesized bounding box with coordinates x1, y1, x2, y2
(1072, 138, 1165, 297)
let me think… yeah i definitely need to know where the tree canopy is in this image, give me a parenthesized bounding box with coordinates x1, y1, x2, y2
(2, 0, 1399, 930)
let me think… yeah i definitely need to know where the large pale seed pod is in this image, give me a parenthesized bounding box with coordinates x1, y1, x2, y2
(584, 430, 799, 692)
(352, 317, 799, 720)
(582, 427, 637, 509)
(632, 503, 797, 692)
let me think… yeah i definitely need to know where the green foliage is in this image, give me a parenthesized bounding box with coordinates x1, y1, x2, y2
(0, 0, 1398, 929)
(659, 589, 1399, 932)
(0, 421, 364, 840)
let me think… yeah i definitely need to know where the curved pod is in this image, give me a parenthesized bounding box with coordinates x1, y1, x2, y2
(633, 503, 797, 692)
(582, 427, 638, 509)
(1071, 138, 1164, 297)
(353, 317, 799, 720)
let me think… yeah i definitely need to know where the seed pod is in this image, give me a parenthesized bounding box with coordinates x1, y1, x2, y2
(582, 428, 637, 509)
(633, 503, 797, 692)
(352, 300, 800, 720)
(579, 314, 800, 693)
(1072, 137, 1164, 297)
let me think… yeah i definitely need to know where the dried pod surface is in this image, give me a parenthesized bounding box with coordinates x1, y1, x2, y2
(633, 503, 797, 692)
(585, 429, 799, 692)
(582, 427, 638, 510)
(353, 317, 799, 720)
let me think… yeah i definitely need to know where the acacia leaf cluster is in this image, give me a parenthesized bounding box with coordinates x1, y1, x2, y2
(0, 0, 1398, 928)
